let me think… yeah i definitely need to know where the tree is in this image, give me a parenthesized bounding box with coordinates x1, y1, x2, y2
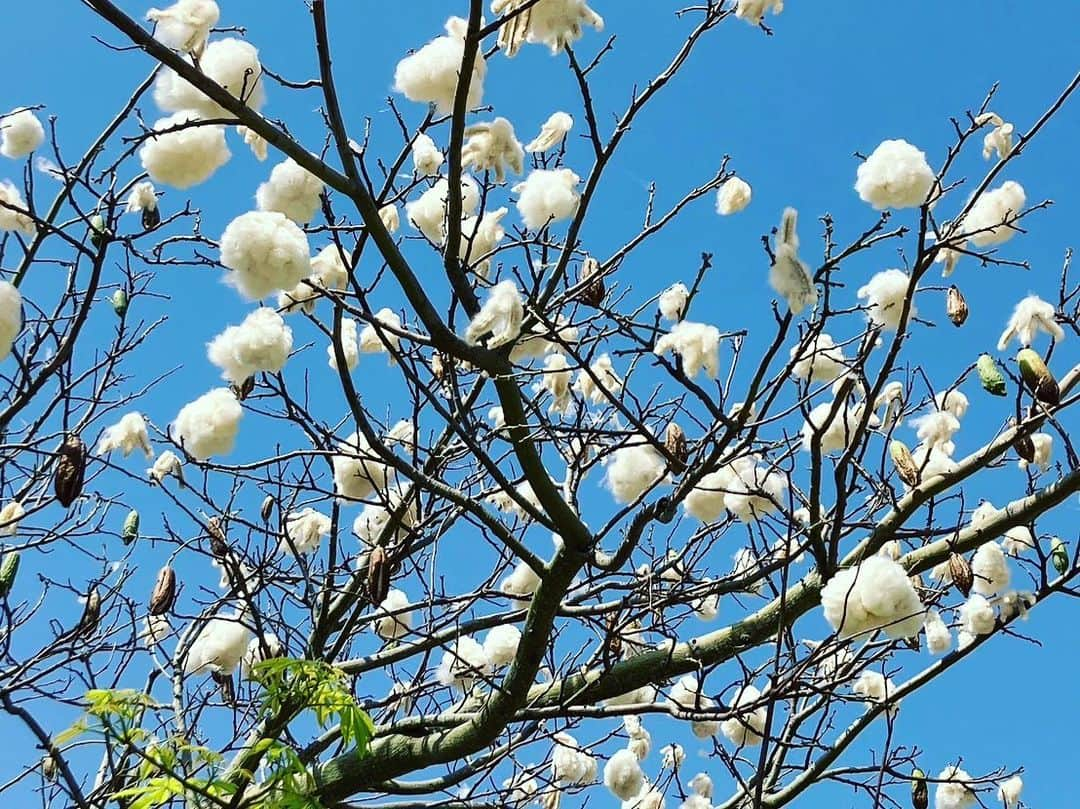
(0, 1, 1076, 807)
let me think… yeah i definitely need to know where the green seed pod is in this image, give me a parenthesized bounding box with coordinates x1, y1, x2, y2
(89, 214, 108, 248)
(1017, 348, 1060, 405)
(110, 289, 129, 318)
(0, 551, 20, 598)
(911, 768, 928, 809)
(121, 509, 140, 545)
(976, 354, 1007, 397)
(1051, 537, 1069, 576)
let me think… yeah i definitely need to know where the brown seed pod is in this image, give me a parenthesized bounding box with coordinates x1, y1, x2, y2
(367, 545, 390, 606)
(1017, 349, 1060, 406)
(54, 435, 87, 508)
(42, 753, 58, 782)
(207, 517, 229, 558)
(664, 422, 689, 475)
(260, 495, 274, 523)
(141, 206, 161, 231)
(606, 613, 623, 660)
(230, 375, 255, 402)
(945, 285, 968, 327)
(149, 565, 176, 616)
(948, 552, 973, 597)
(1013, 432, 1036, 464)
(579, 257, 606, 307)
(77, 588, 101, 636)
(889, 441, 919, 487)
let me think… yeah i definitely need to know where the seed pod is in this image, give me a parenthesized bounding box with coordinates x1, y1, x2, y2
(664, 422, 689, 475)
(945, 285, 968, 326)
(230, 375, 255, 402)
(367, 545, 390, 606)
(1013, 432, 1036, 464)
(89, 213, 109, 248)
(207, 517, 229, 558)
(948, 552, 973, 597)
(212, 671, 235, 705)
(0, 551, 20, 598)
(579, 257, 605, 307)
(606, 613, 623, 660)
(149, 565, 176, 615)
(1017, 348, 1060, 406)
(1051, 536, 1069, 575)
(54, 435, 87, 508)
(911, 769, 928, 809)
(121, 509, 140, 545)
(260, 495, 274, 523)
(141, 206, 161, 231)
(431, 352, 446, 382)
(78, 588, 101, 636)
(889, 440, 919, 487)
(976, 354, 1006, 397)
(110, 289, 129, 318)
(654, 496, 676, 524)
(42, 753, 58, 782)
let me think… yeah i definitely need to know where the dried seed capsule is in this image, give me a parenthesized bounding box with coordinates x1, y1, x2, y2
(945, 285, 968, 327)
(579, 257, 605, 307)
(54, 435, 87, 508)
(664, 422, 688, 475)
(889, 440, 919, 487)
(976, 354, 1007, 397)
(149, 565, 176, 616)
(1017, 348, 1060, 405)
(231, 375, 255, 401)
(42, 753, 58, 782)
(78, 588, 101, 636)
(207, 517, 229, 558)
(606, 613, 623, 660)
(948, 552, 973, 597)
(260, 495, 274, 523)
(1013, 432, 1036, 464)
(212, 671, 235, 704)
(367, 545, 390, 606)
(0, 551, 20, 598)
(1051, 537, 1069, 575)
(121, 509, 140, 545)
(911, 768, 928, 809)
(141, 206, 161, 231)
(110, 289, 129, 318)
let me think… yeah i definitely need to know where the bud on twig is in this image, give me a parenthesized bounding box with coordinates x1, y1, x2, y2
(890, 440, 919, 487)
(54, 435, 87, 508)
(0, 551, 20, 598)
(664, 422, 688, 475)
(1017, 348, 1060, 406)
(121, 509, 140, 546)
(976, 354, 1007, 397)
(149, 565, 176, 616)
(911, 769, 928, 809)
(1051, 537, 1069, 576)
(945, 285, 968, 327)
(949, 552, 973, 597)
(367, 545, 390, 606)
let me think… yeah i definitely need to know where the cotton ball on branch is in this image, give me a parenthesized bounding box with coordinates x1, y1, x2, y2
(852, 671, 899, 716)
(154, 38, 265, 117)
(605, 442, 667, 504)
(0, 501, 25, 537)
(279, 244, 350, 314)
(98, 412, 153, 459)
(997, 776, 1023, 809)
(971, 541, 1010, 596)
(689, 773, 713, 800)
(462, 118, 524, 183)
(536, 353, 572, 414)
(411, 134, 443, 177)
(959, 593, 996, 638)
(935, 766, 976, 809)
(280, 508, 331, 555)
(332, 431, 389, 501)
(459, 207, 508, 275)
(659, 282, 689, 322)
(1, 109, 45, 159)
(436, 635, 490, 691)
(551, 732, 597, 785)
(240, 633, 283, 677)
(802, 400, 879, 453)
(790, 333, 846, 382)
(125, 181, 159, 220)
(255, 158, 325, 224)
(0, 180, 36, 236)
(219, 211, 310, 300)
(184, 612, 252, 675)
(604, 749, 645, 802)
(854, 139, 935, 210)
(721, 456, 786, 523)
(374, 588, 413, 640)
(173, 388, 242, 459)
(207, 307, 293, 384)
(1001, 526, 1037, 555)
(514, 168, 581, 229)
(716, 176, 751, 215)
(735, 0, 784, 24)
(406, 176, 480, 244)
(820, 555, 924, 639)
(483, 624, 522, 666)
(465, 281, 523, 348)
(146, 0, 219, 53)
(654, 321, 721, 379)
(500, 560, 541, 604)
(140, 112, 230, 189)
(325, 318, 359, 371)
(770, 208, 817, 314)
(237, 125, 267, 161)
(976, 112, 1014, 161)
(0, 281, 23, 360)
(394, 17, 486, 114)
(492, 0, 603, 56)
(997, 294, 1064, 350)
(856, 269, 915, 330)
(1017, 432, 1053, 472)
(525, 111, 573, 152)
(924, 610, 952, 654)
(667, 676, 721, 738)
(359, 308, 403, 360)
(962, 181, 1026, 247)
(909, 410, 960, 455)
(379, 203, 400, 233)
(720, 684, 767, 747)
(147, 450, 184, 485)
(573, 353, 623, 404)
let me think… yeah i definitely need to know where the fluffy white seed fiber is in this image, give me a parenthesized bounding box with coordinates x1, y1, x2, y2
(658, 282, 689, 322)
(406, 176, 480, 244)
(500, 560, 541, 603)
(854, 139, 935, 210)
(394, 17, 486, 114)
(770, 208, 817, 314)
(436, 634, 490, 691)
(184, 612, 252, 675)
(154, 37, 265, 117)
(924, 610, 952, 654)
(459, 207, 508, 274)
(0, 501, 25, 537)
(997, 294, 1063, 350)
(791, 333, 846, 382)
(820, 556, 923, 639)
(483, 624, 522, 666)
(551, 732, 597, 784)
(604, 749, 645, 802)
(461, 118, 524, 183)
(146, 0, 219, 53)
(962, 181, 1026, 247)
(327, 318, 359, 372)
(207, 307, 292, 383)
(173, 388, 242, 459)
(359, 308, 403, 358)
(716, 176, 752, 215)
(256, 158, 325, 224)
(654, 321, 721, 379)
(971, 541, 1010, 596)
(140, 112, 230, 189)
(498, 0, 603, 55)
(856, 269, 915, 330)
(375, 588, 413, 640)
(0, 180, 35, 236)
(605, 442, 667, 504)
(0, 281, 23, 360)
(514, 168, 581, 228)
(147, 450, 184, 485)
(525, 111, 573, 152)
(720, 684, 767, 746)
(278, 244, 350, 314)
(1, 109, 45, 159)
(465, 281, 524, 348)
(98, 412, 153, 458)
(411, 133, 443, 177)
(735, 0, 784, 24)
(802, 400, 879, 453)
(573, 353, 623, 404)
(219, 211, 310, 300)
(281, 508, 331, 555)
(125, 181, 158, 214)
(332, 431, 388, 501)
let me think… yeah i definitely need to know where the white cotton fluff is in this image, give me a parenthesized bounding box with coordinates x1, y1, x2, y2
(924, 609, 953, 654)
(853, 671, 899, 716)
(605, 443, 668, 504)
(332, 431, 389, 501)
(689, 773, 713, 800)
(801, 400, 879, 453)
(959, 593, 996, 637)
(98, 412, 153, 459)
(459, 207, 508, 274)
(240, 633, 283, 677)
(379, 203, 400, 233)
(353, 489, 418, 547)
(971, 541, 1010, 596)
(962, 181, 1026, 247)
(406, 176, 481, 244)
(184, 612, 252, 675)
(654, 321, 721, 379)
(551, 733, 597, 785)
(500, 560, 542, 604)
(255, 158, 325, 224)
(820, 555, 924, 639)
(465, 281, 524, 348)
(525, 111, 573, 152)
(280, 508, 331, 555)
(493, 0, 604, 55)
(625, 715, 651, 760)
(374, 588, 413, 640)
(856, 269, 915, 330)
(0, 281, 23, 360)
(394, 17, 486, 114)
(720, 684, 767, 747)
(686, 455, 785, 523)
(141, 614, 172, 645)
(1018, 432, 1053, 472)
(411, 134, 444, 177)
(436, 635, 491, 691)
(536, 353, 573, 414)
(514, 168, 581, 229)
(909, 410, 960, 455)
(854, 139, 935, 210)
(153, 38, 265, 117)
(997, 776, 1023, 809)
(483, 624, 522, 665)
(935, 766, 976, 809)
(790, 333, 846, 382)
(997, 294, 1064, 350)
(509, 316, 578, 362)
(735, 0, 784, 24)
(572, 354, 622, 404)
(935, 389, 969, 419)
(146, 0, 219, 53)
(462, 118, 524, 183)
(140, 112, 230, 189)
(358, 308, 403, 360)
(1002, 526, 1037, 556)
(659, 282, 689, 322)
(0, 501, 25, 537)
(125, 181, 158, 216)
(624, 782, 666, 809)
(1, 109, 45, 159)
(237, 125, 268, 161)
(173, 388, 242, 459)
(970, 500, 999, 531)
(279, 244, 350, 314)
(770, 208, 817, 314)
(207, 307, 293, 384)
(147, 450, 183, 484)
(605, 749, 645, 802)
(219, 211, 310, 300)
(327, 318, 359, 372)
(0, 180, 35, 236)
(716, 176, 752, 215)
(668, 676, 721, 738)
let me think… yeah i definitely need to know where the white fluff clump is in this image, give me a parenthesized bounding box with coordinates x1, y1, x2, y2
(790, 333, 846, 382)
(924, 610, 952, 654)
(525, 111, 573, 152)
(411, 134, 443, 177)
(240, 633, 283, 677)
(436, 635, 490, 691)
(854, 139, 935, 210)
(98, 412, 153, 459)
(255, 158, 325, 224)
(551, 732, 597, 785)
(536, 353, 572, 414)
(332, 431, 389, 501)
(0, 501, 25, 537)
(720, 684, 767, 747)
(1001, 526, 1037, 556)
(327, 318, 359, 372)
(459, 207, 508, 274)
(770, 208, 817, 314)
(852, 671, 899, 716)
(997, 776, 1023, 809)
(997, 294, 1064, 350)
(358, 308, 403, 360)
(173, 388, 242, 460)
(379, 203, 400, 233)
(154, 38, 265, 117)
(125, 181, 158, 215)
(483, 624, 522, 666)
(935, 766, 976, 809)
(802, 400, 879, 453)
(279, 244, 349, 314)
(959, 593, 996, 638)
(654, 321, 721, 379)
(667, 676, 721, 738)
(962, 181, 1026, 247)
(971, 542, 1010, 596)
(394, 17, 486, 114)
(406, 176, 480, 244)
(820, 556, 923, 639)
(0, 281, 23, 360)
(976, 112, 1014, 161)
(146, 0, 219, 53)
(207, 307, 293, 384)
(465, 281, 524, 348)
(1018, 432, 1053, 472)
(735, 0, 784, 24)
(184, 612, 252, 675)
(219, 211, 310, 300)
(353, 487, 418, 547)
(659, 282, 689, 322)
(1, 109, 45, 159)
(683, 473, 727, 529)
(0, 180, 35, 236)
(462, 118, 524, 183)
(147, 450, 184, 485)
(140, 112, 230, 189)
(716, 177, 752, 215)
(514, 168, 581, 229)
(574, 353, 623, 404)
(605, 443, 667, 504)
(493, 0, 604, 55)
(374, 588, 413, 640)
(500, 560, 542, 604)
(281, 508, 331, 555)
(909, 410, 960, 456)
(856, 269, 915, 330)
(686, 456, 785, 523)
(605, 748, 645, 802)
(237, 125, 267, 161)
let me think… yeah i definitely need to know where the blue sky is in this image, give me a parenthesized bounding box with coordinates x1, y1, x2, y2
(3, 1, 1079, 807)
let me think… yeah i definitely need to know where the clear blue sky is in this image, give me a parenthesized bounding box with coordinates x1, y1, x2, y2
(3, 1, 1079, 807)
